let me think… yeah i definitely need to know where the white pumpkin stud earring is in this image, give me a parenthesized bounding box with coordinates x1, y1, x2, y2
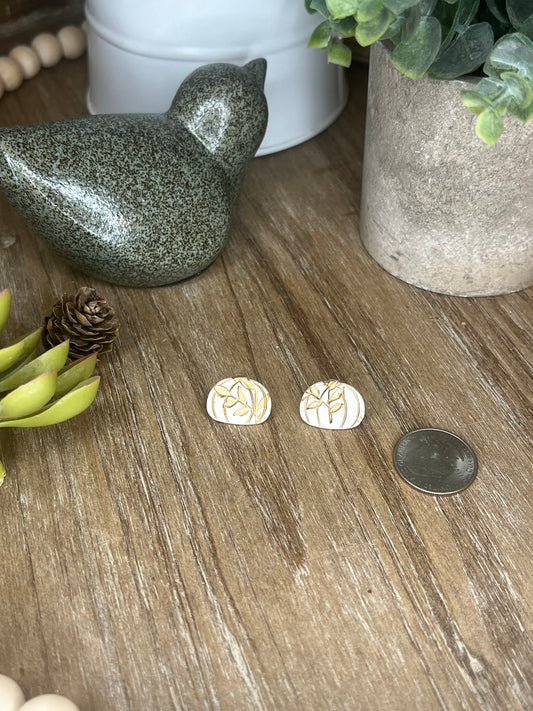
(207, 377, 271, 425)
(299, 380, 365, 430)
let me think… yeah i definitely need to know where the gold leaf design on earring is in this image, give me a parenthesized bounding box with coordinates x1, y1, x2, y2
(300, 380, 365, 430)
(207, 377, 271, 425)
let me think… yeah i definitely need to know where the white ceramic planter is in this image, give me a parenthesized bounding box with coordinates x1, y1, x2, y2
(84, 0, 347, 156)
(360, 41, 533, 296)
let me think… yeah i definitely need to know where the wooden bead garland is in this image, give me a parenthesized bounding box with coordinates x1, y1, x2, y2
(0, 23, 86, 100)
(31, 32, 63, 68)
(9, 44, 40, 79)
(0, 55, 24, 91)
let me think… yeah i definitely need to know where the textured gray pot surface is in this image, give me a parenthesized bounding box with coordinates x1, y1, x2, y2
(360, 41, 533, 296)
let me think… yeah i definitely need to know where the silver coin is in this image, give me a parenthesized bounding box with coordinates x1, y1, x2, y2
(393, 428, 478, 495)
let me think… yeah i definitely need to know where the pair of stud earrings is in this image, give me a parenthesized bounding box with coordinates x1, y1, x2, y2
(206, 377, 365, 430)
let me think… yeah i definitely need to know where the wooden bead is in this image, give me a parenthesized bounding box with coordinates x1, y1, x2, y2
(9, 45, 41, 79)
(31, 33, 63, 68)
(20, 695, 79, 711)
(0, 673, 25, 710)
(0, 56, 24, 91)
(57, 25, 87, 60)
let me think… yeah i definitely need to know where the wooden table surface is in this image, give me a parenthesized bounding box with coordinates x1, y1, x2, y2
(0, 53, 532, 711)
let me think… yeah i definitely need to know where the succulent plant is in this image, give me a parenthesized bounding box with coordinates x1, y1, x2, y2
(0, 287, 100, 484)
(306, 0, 533, 144)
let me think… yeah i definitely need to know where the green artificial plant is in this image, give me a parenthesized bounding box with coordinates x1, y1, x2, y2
(306, 0, 533, 144)
(0, 287, 100, 484)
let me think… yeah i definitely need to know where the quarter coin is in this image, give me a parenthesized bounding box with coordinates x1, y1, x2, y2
(393, 428, 478, 495)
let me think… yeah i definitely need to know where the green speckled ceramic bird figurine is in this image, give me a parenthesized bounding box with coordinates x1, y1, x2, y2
(0, 59, 268, 287)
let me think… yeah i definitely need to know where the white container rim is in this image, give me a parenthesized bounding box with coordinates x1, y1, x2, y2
(85, 7, 317, 61)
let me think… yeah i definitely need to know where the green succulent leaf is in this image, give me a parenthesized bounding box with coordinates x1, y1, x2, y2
(475, 106, 504, 143)
(0, 375, 100, 428)
(0, 369, 57, 420)
(0, 340, 70, 392)
(0, 458, 5, 486)
(391, 16, 442, 78)
(0, 328, 43, 374)
(356, 7, 393, 45)
(327, 37, 353, 64)
(429, 22, 494, 78)
(0, 288, 11, 335)
(55, 353, 98, 397)
(308, 20, 333, 48)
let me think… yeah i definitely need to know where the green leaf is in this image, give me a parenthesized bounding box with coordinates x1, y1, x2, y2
(507, 98, 533, 121)
(354, 0, 383, 22)
(332, 15, 358, 36)
(500, 70, 533, 107)
(475, 107, 504, 143)
(402, 4, 422, 43)
(486, 0, 509, 23)
(420, 0, 439, 14)
(461, 88, 496, 113)
(0, 376, 100, 428)
(507, 0, 533, 30)
(308, 20, 333, 48)
(0, 370, 57, 420)
(429, 22, 494, 79)
(383, 0, 419, 12)
(457, 0, 481, 26)
(0, 328, 42, 374)
(472, 75, 506, 100)
(55, 353, 98, 397)
(327, 38, 353, 65)
(391, 16, 442, 78)
(308, 0, 331, 16)
(0, 340, 70, 392)
(484, 32, 533, 82)
(434, 0, 480, 56)
(326, 0, 358, 18)
(381, 15, 404, 40)
(0, 288, 11, 335)
(516, 15, 533, 42)
(355, 7, 392, 45)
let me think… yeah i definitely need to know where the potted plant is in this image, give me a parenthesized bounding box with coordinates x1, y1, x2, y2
(305, 0, 533, 296)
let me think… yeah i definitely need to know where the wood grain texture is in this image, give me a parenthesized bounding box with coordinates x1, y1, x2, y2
(0, 57, 532, 711)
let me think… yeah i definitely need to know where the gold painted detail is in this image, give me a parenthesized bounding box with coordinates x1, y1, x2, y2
(300, 380, 364, 430)
(207, 377, 271, 425)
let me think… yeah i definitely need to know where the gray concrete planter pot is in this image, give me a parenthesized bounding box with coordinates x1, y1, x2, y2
(360, 41, 533, 296)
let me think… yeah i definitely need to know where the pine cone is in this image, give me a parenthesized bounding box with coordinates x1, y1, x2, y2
(42, 287, 119, 360)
